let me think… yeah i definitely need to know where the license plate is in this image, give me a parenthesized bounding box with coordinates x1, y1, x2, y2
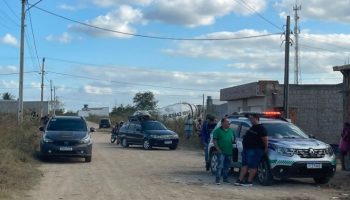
(59, 146, 73, 151)
(164, 141, 172, 144)
(307, 163, 322, 169)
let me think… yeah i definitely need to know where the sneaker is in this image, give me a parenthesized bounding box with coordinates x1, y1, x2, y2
(223, 179, 229, 183)
(216, 177, 220, 185)
(241, 181, 253, 187)
(234, 179, 244, 186)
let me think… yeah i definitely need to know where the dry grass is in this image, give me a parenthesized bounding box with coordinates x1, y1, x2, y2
(0, 114, 41, 199)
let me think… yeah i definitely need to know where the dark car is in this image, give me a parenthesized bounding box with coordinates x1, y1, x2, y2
(99, 118, 111, 128)
(118, 120, 179, 150)
(39, 116, 93, 162)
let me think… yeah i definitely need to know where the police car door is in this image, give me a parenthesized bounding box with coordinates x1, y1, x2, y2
(236, 122, 251, 164)
(230, 121, 241, 165)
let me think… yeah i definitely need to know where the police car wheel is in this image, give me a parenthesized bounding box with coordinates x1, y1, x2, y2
(121, 138, 129, 148)
(257, 159, 273, 186)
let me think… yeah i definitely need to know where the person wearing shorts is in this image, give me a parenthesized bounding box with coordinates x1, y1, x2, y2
(235, 114, 268, 186)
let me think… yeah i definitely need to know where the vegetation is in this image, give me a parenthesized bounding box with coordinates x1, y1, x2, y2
(1, 92, 15, 100)
(0, 114, 41, 199)
(133, 91, 158, 111)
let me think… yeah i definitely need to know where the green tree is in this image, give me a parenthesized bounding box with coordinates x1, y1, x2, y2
(133, 91, 158, 111)
(2, 92, 15, 100)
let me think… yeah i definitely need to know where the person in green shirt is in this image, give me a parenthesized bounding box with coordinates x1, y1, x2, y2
(213, 117, 235, 185)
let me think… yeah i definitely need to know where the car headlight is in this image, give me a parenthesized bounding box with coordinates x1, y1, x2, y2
(275, 146, 295, 157)
(80, 135, 91, 144)
(43, 134, 53, 143)
(325, 145, 334, 156)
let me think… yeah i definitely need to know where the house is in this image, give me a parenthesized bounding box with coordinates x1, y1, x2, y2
(78, 104, 109, 117)
(220, 80, 343, 144)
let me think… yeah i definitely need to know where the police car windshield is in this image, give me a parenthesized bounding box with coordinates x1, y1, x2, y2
(47, 118, 87, 131)
(262, 123, 308, 139)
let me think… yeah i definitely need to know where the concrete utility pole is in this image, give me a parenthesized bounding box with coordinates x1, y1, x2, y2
(40, 57, 45, 118)
(53, 86, 56, 116)
(283, 16, 291, 119)
(293, 5, 301, 84)
(18, 0, 26, 123)
(50, 80, 53, 115)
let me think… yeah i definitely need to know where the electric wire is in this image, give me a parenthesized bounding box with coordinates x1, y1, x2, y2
(237, 0, 283, 31)
(31, 5, 282, 41)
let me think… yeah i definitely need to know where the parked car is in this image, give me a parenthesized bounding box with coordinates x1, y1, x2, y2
(118, 119, 179, 150)
(207, 112, 336, 185)
(39, 116, 93, 162)
(99, 118, 111, 128)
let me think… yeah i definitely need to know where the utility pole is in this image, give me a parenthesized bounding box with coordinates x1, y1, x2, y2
(50, 80, 53, 115)
(53, 86, 56, 116)
(202, 93, 205, 119)
(18, 0, 26, 123)
(40, 57, 45, 118)
(293, 4, 301, 84)
(283, 16, 291, 119)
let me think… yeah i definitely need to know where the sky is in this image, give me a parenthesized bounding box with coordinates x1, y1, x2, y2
(0, 0, 349, 112)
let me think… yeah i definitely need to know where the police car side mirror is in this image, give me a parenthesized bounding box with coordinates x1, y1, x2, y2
(39, 126, 44, 132)
(308, 134, 316, 139)
(90, 127, 95, 132)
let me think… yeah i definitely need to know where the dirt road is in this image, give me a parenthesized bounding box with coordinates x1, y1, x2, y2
(24, 130, 349, 200)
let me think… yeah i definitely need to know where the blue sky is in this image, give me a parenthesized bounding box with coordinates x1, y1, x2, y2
(0, 0, 349, 112)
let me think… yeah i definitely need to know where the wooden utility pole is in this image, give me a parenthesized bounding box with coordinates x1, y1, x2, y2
(18, 0, 26, 123)
(40, 57, 45, 118)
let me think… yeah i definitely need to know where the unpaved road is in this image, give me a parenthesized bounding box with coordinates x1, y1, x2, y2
(25, 130, 349, 200)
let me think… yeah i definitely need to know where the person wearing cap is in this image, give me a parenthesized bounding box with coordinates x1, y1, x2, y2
(235, 113, 268, 186)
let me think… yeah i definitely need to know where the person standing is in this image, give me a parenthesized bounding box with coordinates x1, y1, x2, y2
(213, 117, 235, 185)
(201, 115, 217, 171)
(235, 113, 268, 186)
(339, 122, 350, 170)
(184, 115, 194, 139)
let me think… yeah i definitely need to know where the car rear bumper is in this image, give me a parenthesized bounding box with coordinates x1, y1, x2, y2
(271, 161, 336, 178)
(149, 138, 179, 147)
(40, 142, 92, 157)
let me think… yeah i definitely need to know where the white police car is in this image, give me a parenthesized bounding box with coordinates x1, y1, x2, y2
(207, 112, 336, 185)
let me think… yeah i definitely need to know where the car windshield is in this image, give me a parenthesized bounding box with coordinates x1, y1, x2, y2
(141, 121, 167, 130)
(100, 119, 109, 123)
(262, 123, 308, 139)
(47, 118, 87, 131)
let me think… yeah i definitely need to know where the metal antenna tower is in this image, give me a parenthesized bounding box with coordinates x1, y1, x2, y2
(293, 4, 301, 84)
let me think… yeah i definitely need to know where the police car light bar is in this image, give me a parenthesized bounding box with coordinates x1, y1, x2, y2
(263, 111, 281, 116)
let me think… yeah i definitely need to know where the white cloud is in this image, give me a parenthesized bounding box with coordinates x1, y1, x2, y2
(1, 34, 18, 47)
(145, 0, 267, 27)
(0, 65, 17, 73)
(275, 0, 350, 23)
(71, 5, 144, 38)
(164, 29, 349, 82)
(1, 80, 18, 88)
(46, 32, 74, 44)
(84, 85, 113, 95)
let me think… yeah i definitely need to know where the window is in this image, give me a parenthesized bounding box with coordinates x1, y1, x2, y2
(47, 118, 87, 131)
(141, 121, 167, 130)
(229, 121, 240, 134)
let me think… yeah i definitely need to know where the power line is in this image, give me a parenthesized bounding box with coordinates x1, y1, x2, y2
(31, 4, 282, 41)
(299, 34, 350, 52)
(26, 3, 41, 72)
(46, 70, 219, 92)
(2, 0, 20, 20)
(236, 0, 283, 31)
(0, 71, 39, 76)
(0, 4, 20, 26)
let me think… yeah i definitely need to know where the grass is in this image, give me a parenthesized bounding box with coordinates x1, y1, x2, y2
(0, 114, 42, 199)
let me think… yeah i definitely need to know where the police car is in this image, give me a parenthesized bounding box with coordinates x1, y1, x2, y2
(207, 112, 336, 185)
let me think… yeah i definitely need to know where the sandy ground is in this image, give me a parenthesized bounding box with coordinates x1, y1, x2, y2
(24, 128, 350, 200)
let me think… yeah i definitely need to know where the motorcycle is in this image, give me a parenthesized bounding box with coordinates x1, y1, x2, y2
(110, 127, 118, 143)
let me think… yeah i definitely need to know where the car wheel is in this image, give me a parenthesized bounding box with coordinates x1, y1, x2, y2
(210, 152, 218, 175)
(313, 177, 330, 184)
(169, 145, 177, 150)
(121, 138, 129, 148)
(143, 139, 152, 150)
(110, 136, 116, 143)
(85, 156, 92, 162)
(257, 159, 273, 186)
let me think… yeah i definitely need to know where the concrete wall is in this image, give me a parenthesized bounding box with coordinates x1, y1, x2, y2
(78, 107, 109, 117)
(0, 100, 49, 115)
